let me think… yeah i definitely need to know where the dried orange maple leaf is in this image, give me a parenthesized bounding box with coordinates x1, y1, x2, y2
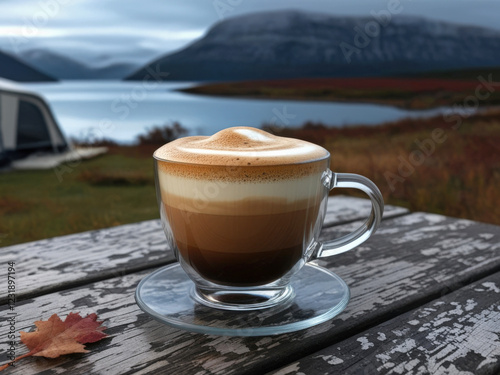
(0, 312, 107, 371)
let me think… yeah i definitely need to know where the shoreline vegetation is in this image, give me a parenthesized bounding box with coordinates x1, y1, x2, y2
(1, 109, 499, 247)
(181, 76, 500, 110)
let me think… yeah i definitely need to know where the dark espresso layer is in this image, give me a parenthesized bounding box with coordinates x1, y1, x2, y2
(177, 242, 302, 286)
(164, 202, 321, 286)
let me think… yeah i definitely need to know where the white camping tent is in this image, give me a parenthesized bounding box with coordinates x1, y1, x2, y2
(0, 78, 69, 165)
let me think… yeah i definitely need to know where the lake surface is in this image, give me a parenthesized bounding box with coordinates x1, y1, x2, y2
(25, 81, 449, 143)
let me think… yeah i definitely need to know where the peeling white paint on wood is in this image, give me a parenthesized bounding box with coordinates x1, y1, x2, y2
(357, 336, 374, 350)
(420, 247, 440, 256)
(316, 354, 344, 365)
(482, 282, 500, 293)
(270, 273, 500, 375)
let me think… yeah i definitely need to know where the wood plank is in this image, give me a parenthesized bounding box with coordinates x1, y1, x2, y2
(324, 194, 408, 227)
(271, 272, 500, 375)
(0, 213, 499, 375)
(0, 196, 407, 303)
(0, 219, 169, 304)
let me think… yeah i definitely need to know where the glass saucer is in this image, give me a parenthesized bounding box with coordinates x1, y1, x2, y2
(135, 263, 350, 336)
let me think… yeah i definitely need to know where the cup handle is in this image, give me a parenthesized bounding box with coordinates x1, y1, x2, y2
(315, 171, 384, 258)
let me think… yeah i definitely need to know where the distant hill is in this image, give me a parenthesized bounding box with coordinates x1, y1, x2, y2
(0, 50, 56, 82)
(18, 49, 138, 80)
(127, 10, 500, 82)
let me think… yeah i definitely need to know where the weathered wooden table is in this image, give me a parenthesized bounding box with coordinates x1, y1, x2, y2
(1, 195, 499, 374)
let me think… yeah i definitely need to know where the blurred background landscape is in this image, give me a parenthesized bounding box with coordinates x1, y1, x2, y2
(1, 0, 499, 246)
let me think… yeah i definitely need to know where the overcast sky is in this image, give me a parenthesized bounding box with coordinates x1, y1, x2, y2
(0, 0, 499, 66)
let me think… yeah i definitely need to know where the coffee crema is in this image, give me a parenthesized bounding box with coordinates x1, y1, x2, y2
(155, 127, 329, 286)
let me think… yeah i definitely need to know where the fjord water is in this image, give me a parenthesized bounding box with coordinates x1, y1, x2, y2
(25, 81, 449, 143)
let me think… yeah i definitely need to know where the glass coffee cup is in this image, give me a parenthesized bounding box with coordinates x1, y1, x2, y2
(153, 127, 383, 311)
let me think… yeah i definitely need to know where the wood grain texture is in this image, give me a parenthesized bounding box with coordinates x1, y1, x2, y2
(0, 219, 169, 304)
(271, 272, 500, 375)
(323, 195, 407, 227)
(0, 212, 498, 375)
(0, 196, 407, 303)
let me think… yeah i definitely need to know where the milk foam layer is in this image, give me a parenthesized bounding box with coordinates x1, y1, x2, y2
(155, 127, 329, 211)
(157, 171, 325, 213)
(154, 127, 329, 168)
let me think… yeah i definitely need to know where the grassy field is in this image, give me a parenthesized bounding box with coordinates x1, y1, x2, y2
(0, 146, 158, 247)
(1, 110, 499, 247)
(182, 76, 500, 109)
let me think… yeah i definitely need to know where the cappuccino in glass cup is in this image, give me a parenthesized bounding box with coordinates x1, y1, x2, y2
(154, 127, 383, 311)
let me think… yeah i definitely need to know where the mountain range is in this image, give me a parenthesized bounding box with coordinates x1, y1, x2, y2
(127, 10, 500, 81)
(0, 50, 56, 82)
(18, 49, 139, 80)
(0, 48, 140, 81)
(2, 10, 500, 82)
